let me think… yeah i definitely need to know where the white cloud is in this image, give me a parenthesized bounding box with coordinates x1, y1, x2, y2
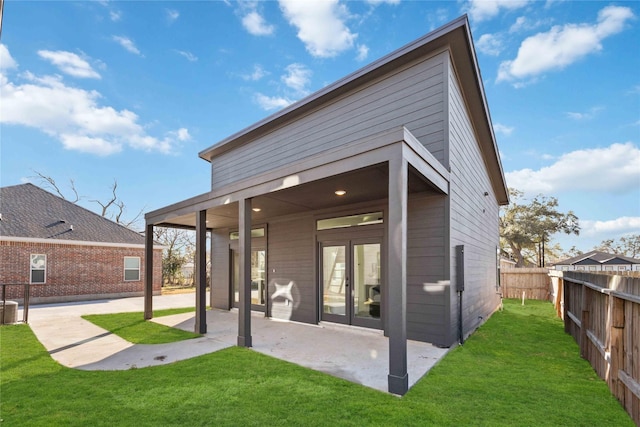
(281, 63, 311, 95)
(254, 93, 293, 111)
(0, 44, 17, 70)
(0, 48, 187, 156)
(580, 217, 640, 237)
(166, 9, 180, 24)
(112, 36, 142, 56)
(565, 106, 603, 121)
(356, 44, 369, 61)
(476, 33, 503, 56)
(366, 0, 400, 4)
(242, 64, 267, 81)
(505, 142, 640, 194)
(110, 10, 122, 22)
(279, 0, 357, 58)
(466, 0, 530, 22)
(37, 50, 101, 79)
(493, 123, 514, 136)
(498, 6, 634, 84)
(242, 10, 275, 36)
(175, 50, 198, 62)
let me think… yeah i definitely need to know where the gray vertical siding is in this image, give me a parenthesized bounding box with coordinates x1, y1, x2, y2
(209, 51, 448, 191)
(406, 193, 448, 346)
(210, 229, 230, 309)
(267, 215, 316, 323)
(446, 56, 501, 345)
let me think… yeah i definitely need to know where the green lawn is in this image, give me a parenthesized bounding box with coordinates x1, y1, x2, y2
(82, 307, 201, 344)
(1, 300, 632, 426)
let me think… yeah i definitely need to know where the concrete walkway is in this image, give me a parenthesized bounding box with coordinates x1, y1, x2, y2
(22, 294, 450, 394)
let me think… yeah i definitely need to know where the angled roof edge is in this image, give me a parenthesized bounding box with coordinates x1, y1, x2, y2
(198, 15, 508, 205)
(556, 250, 640, 265)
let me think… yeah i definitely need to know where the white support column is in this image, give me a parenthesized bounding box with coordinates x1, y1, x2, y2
(195, 210, 207, 334)
(387, 155, 408, 395)
(237, 198, 252, 347)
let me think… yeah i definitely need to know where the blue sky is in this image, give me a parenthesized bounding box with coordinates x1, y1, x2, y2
(1, 0, 638, 253)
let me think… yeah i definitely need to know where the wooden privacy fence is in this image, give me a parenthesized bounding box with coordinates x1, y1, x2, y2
(555, 271, 640, 425)
(500, 268, 551, 300)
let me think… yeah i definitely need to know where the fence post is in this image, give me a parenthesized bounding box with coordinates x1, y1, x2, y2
(610, 296, 625, 402)
(580, 284, 590, 360)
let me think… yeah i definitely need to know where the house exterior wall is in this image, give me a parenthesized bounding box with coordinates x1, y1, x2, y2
(446, 55, 501, 345)
(267, 215, 316, 323)
(208, 51, 448, 191)
(406, 193, 448, 344)
(0, 240, 162, 303)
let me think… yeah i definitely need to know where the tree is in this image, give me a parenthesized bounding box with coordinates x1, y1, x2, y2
(593, 234, 640, 258)
(500, 189, 580, 267)
(32, 171, 143, 229)
(153, 227, 195, 286)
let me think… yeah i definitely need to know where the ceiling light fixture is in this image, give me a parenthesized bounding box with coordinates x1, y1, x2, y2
(252, 207, 262, 212)
(335, 190, 347, 196)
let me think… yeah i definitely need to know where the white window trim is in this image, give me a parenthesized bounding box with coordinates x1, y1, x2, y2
(30, 254, 47, 284)
(124, 256, 141, 282)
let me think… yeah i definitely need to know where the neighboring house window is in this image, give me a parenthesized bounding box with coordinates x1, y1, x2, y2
(561, 266, 569, 271)
(618, 266, 627, 271)
(604, 266, 613, 271)
(588, 266, 597, 271)
(124, 257, 141, 281)
(576, 266, 585, 271)
(30, 254, 46, 284)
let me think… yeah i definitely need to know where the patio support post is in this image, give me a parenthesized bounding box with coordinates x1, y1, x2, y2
(195, 209, 207, 334)
(144, 222, 154, 320)
(237, 198, 253, 347)
(387, 155, 408, 395)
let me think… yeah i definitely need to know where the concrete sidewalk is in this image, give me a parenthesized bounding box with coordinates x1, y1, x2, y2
(22, 294, 450, 394)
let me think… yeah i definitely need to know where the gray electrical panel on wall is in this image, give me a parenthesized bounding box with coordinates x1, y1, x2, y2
(456, 245, 464, 292)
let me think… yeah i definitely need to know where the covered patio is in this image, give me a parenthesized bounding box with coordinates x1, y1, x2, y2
(144, 127, 450, 395)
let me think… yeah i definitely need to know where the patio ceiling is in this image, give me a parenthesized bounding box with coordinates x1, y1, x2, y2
(155, 163, 440, 230)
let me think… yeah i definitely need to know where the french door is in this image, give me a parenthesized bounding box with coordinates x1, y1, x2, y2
(320, 239, 382, 329)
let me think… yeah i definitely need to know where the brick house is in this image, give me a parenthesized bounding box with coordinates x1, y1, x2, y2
(0, 183, 162, 303)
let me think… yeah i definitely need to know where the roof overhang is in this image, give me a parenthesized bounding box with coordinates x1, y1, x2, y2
(148, 127, 449, 229)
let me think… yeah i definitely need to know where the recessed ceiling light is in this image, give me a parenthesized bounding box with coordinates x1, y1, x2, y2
(252, 207, 262, 212)
(335, 190, 347, 196)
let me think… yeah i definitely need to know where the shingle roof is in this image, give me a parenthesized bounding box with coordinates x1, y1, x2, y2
(0, 183, 145, 245)
(556, 250, 640, 266)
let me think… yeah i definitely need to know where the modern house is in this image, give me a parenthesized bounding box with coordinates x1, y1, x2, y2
(554, 251, 640, 272)
(143, 16, 509, 395)
(0, 183, 163, 303)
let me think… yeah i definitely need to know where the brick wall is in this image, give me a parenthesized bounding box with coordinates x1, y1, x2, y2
(0, 240, 162, 303)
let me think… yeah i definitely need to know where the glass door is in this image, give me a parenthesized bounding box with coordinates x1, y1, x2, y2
(320, 240, 382, 328)
(232, 249, 266, 311)
(321, 243, 349, 324)
(352, 242, 382, 328)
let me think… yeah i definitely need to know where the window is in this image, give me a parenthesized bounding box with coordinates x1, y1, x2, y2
(30, 254, 46, 284)
(229, 228, 265, 240)
(124, 257, 141, 281)
(588, 266, 597, 271)
(317, 212, 383, 231)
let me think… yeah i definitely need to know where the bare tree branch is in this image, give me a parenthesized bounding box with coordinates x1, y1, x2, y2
(90, 179, 118, 217)
(32, 170, 80, 203)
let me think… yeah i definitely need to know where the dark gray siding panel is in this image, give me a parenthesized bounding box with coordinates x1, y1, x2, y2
(406, 193, 449, 345)
(210, 52, 448, 190)
(267, 216, 316, 324)
(447, 57, 501, 346)
(211, 229, 230, 310)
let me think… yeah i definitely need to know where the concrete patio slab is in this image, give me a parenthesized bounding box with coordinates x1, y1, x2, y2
(22, 294, 450, 394)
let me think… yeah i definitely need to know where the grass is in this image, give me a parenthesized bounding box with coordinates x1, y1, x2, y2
(0, 300, 633, 426)
(81, 307, 201, 344)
